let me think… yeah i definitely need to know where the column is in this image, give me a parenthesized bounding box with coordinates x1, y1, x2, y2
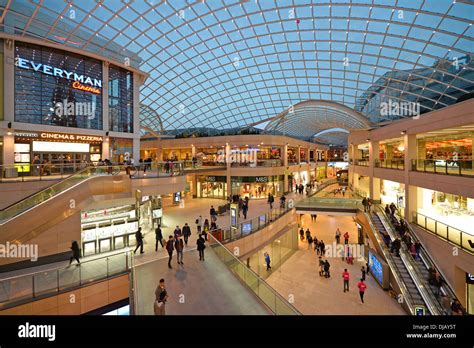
(102, 137, 110, 161)
(306, 148, 310, 163)
(283, 144, 288, 193)
(226, 143, 231, 199)
(297, 146, 301, 164)
(369, 140, 379, 199)
(132, 73, 141, 161)
(102, 61, 109, 132)
(3, 39, 14, 125)
(404, 134, 417, 218)
(2, 132, 14, 165)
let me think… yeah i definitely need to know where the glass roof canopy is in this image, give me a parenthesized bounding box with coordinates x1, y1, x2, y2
(2, 0, 473, 143)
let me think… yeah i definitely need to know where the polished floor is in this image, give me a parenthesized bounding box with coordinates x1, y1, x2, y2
(265, 213, 406, 315)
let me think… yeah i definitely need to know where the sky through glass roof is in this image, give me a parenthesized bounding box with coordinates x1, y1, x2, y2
(1, 0, 473, 142)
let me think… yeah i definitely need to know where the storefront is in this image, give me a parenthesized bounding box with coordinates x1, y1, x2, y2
(197, 175, 227, 199)
(291, 170, 309, 187)
(416, 187, 474, 234)
(327, 161, 348, 178)
(231, 175, 284, 199)
(163, 148, 192, 161)
(417, 131, 473, 161)
(379, 139, 405, 160)
(13, 130, 103, 175)
(81, 205, 138, 256)
(380, 180, 405, 216)
(109, 137, 133, 164)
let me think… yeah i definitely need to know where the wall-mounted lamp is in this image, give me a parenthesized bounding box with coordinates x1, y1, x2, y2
(366, 138, 370, 142)
(105, 131, 109, 136)
(7, 122, 12, 129)
(400, 130, 406, 135)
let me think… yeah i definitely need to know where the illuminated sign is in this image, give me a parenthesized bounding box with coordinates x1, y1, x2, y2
(72, 81, 101, 95)
(255, 176, 269, 183)
(368, 250, 384, 286)
(15, 57, 102, 88)
(33, 141, 90, 153)
(39, 133, 102, 142)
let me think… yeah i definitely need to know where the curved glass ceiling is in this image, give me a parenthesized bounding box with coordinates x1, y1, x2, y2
(2, 0, 473, 133)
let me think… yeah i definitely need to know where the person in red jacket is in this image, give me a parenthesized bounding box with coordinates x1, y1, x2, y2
(357, 278, 367, 303)
(343, 231, 350, 244)
(342, 269, 350, 292)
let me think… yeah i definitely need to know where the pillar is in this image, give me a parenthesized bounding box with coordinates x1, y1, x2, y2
(369, 140, 379, 200)
(404, 134, 417, 219)
(2, 131, 14, 165)
(297, 146, 301, 164)
(283, 144, 288, 193)
(102, 61, 109, 132)
(102, 137, 110, 161)
(226, 143, 231, 199)
(306, 148, 310, 163)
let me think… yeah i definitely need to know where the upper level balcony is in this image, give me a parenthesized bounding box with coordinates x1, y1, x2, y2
(375, 159, 405, 170)
(411, 159, 473, 177)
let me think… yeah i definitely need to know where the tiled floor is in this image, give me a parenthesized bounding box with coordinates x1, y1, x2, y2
(265, 213, 406, 315)
(133, 248, 270, 315)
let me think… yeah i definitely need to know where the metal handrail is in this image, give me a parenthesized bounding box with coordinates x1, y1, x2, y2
(375, 209, 442, 315)
(207, 232, 301, 315)
(364, 211, 417, 315)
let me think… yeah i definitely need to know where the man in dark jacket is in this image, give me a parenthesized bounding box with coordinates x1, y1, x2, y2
(197, 234, 206, 261)
(166, 236, 174, 268)
(182, 223, 191, 246)
(210, 205, 217, 222)
(155, 224, 164, 251)
(133, 228, 144, 254)
(69, 240, 81, 266)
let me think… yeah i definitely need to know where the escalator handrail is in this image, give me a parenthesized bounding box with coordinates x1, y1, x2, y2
(363, 211, 417, 314)
(375, 209, 442, 315)
(0, 165, 121, 224)
(383, 207, 461, 312)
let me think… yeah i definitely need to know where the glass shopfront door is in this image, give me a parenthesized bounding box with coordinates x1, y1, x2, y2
(34, 152, 90, 175)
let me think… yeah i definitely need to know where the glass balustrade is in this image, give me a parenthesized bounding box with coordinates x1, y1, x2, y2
(208, 233, 300, 315)
(411, 159, 474, 176)
(375, 159, 405, 170)
(412, 212, 473, 254)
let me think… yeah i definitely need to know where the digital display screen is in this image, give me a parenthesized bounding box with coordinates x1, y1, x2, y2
(152, 209, 163, 219)
(242, 223, 252, 234)
(33, 141, 90, 153)
(14, 143, 30, 152)
(368, 250, 384, 286)
(230, 207, 237, 227)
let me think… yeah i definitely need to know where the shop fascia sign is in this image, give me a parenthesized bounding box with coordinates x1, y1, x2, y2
(15, 57, 102, 91)
(15, 131, 102, 142)
(216, 148, 259, 165)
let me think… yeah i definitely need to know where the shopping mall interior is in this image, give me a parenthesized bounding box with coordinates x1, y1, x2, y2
(0, 1, 472, 334)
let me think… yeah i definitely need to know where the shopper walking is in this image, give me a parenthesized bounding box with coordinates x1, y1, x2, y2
(335, 228, 341, 244)
(155, 224, 164, 251)
(318, 256, 325, 277)
(182, 223, 191, 246)
(361, 266, 366, 281)
(242, 202, 248, 219)
(154, 278, 168, 315)
(210, 205, 217, 222)
(173, 225, 182, 240)
(165, 236, 174, 268)
(264, 252, 271, 271)
(362, 197, 368, 212)
(343, 231, 350, 245)
(268, 193, 274, 209)
(133, 228, 144, 254)
(175, 237, 184, 265)
(357, 279, 367, 303)
(342, 269, 350, 292)
(196, 215, 203, 234)
(68, 241, 81, 266)
(324, 260, 331, 278)
(197, 234, 206, 261)
(299, 227, 305, 241)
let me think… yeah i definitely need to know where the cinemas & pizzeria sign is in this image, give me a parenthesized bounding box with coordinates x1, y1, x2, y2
(16, 131, 102, 143)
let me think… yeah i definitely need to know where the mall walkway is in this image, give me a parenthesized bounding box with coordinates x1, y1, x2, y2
(265, 213, 406, 315)
(133, 248, 269, 315)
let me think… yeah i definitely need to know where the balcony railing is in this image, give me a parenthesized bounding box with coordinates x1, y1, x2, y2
(375, 159, 405, 170)
(0, 251, 132, 309)
(411, 159, 474, 177)
(354, 159, 369, 166)
(231, 159, 283, 167)
(412, 212, 473, 254)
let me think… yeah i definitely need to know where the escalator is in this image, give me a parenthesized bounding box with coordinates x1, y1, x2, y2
(371, 214, 426, 311)
(378, 207, 463, 315)
(0, 166, 130, 245)
(369, 210, 443, 315)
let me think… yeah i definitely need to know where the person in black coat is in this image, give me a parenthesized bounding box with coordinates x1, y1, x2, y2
(69, 240, 81, 266)
(155, 224, 164, 251)
(182, 223, 191, 246)
(197, 234, 206, 261)
(134, 227, 144, 254)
